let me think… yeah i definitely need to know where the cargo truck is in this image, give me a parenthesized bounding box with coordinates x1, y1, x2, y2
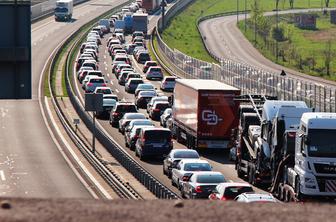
(172, 79, 240, 150)
(132, 13, 148, 35)
(269, 112, 336, 202)
(54, 0, 73, 21)
(124, 13, 133, 34)
(141, 0, 160, 14)
(235, 96, 311, 186)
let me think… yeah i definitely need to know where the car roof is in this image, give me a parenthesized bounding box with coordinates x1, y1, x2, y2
(149, 66, 161, 69)
(180, 159, 209, 164)
(171, 149, 197, 153)
(128, 78, 143, 82)
(141, 127, 171, 132)
(238, 193, 276, 202)
(217, 182, 252, 189)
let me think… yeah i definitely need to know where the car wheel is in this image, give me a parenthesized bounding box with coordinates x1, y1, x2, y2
(163, 167, 166, 175)
(168, 171, 172, 179)
(125, 141, 129, 148)
(171, 179, 175, 186)
(181, 189, 186, 199)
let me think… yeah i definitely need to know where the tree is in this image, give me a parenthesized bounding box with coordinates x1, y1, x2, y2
(289, 0, 294, 9)
(325, 0, 330, 7)
(250, 0, 264, 44)
(323, 40, 334, 75)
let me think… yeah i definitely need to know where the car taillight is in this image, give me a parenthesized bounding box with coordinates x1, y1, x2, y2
(113, 112, 119, 116)
(141, 137, 146, 143)
(87, 83, 93, 86)
(195, 186, 202, 193)
(153, 109, 160, 112)
(220, 196, 227, 201)
(101, 83, 107, 87)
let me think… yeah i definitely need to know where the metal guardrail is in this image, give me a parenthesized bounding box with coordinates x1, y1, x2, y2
(154, 2, 336, 112)
(46, 1, 143, 199)
(51, 1, 180, 199)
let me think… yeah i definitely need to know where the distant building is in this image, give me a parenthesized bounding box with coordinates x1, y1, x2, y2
(294, 14, 317, 29)
(330, 10, 336, 24)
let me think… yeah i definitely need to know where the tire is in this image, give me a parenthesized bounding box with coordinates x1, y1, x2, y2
(181, 189, 186, 199)
(163, 167, 167, 175)
(168, 171, 172, 179)
(125, 141, 129, 148)
(237, 163, 245, 179)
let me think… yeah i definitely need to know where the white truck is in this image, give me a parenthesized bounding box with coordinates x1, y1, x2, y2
(55, 0, 73, 21)
(270, 112, 336, 201)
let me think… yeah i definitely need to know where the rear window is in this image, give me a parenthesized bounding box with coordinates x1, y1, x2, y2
(165, 78, 175, 82)
(173, 151, 199, 159)
(139, 54, 150, 60)
(88, 72, 102, 77)
(116, 105, 137, 112)
(115, 57, 128, 62)
(196, 174, 225, 183)
(96, 89, 112, 94)
(128, 74, 140, 79)
(150, 68, 161, 72)
(131, 80, 143, 84)
(147, 62, 157, 66)
(144, 130, 171, 142)
(184, 163, 211, 171)
(223, 186, 254, 198)
(90, 79, 104, 83)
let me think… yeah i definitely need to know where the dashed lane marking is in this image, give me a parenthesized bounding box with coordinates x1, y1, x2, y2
(115, 89, 119, 93)
(0, 170, 6, 181)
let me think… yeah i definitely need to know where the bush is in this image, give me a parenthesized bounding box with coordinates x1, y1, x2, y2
(271, 25, 286, 41)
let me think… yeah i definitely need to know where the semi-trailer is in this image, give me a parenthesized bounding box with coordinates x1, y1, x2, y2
(171, 79, 240, 150)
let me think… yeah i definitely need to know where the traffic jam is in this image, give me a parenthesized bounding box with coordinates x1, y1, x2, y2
(74, 0, 336, 203)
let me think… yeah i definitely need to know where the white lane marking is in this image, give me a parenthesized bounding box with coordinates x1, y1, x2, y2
(115, 89, 119, 93)
(229, 180, 233, 182)
(105, 67, 108, 71)
(107, 73, 110, 77)
(110, 80, 113, 85)
(0, 170, 6, 181)
(104, 55, 107, 59)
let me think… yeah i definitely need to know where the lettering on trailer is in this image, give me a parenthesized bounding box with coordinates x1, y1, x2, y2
(202, 110, 223, 125)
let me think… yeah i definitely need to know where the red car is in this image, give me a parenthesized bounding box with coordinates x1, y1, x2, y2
(142, 61, 157, 73)
(209, 183, 254, 201)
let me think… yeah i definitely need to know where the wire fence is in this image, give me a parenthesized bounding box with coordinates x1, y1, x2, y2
(155, 1, 336, 112)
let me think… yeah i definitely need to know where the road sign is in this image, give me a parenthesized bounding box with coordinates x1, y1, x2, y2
(85, 93, 103, 112)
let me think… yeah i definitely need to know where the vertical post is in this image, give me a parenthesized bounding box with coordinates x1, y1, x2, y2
(92, 111, 96, 153)
(244, 0, 247, 32)
(254, 0, 257, 44)
(161, 1, 167, 30)
(237, 0, 239, 23)
(276, 0, 279, 62)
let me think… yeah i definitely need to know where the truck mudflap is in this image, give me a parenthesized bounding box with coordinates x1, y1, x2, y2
(197, 140, 229, 149)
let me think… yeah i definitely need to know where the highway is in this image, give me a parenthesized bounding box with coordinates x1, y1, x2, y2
(72, 13, 265, 197)
(199, 8, 336, 88)
(0, 0, 127, 198)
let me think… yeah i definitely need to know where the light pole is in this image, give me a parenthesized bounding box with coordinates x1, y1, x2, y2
(244, 0, 247, 32)
(161, 0, 167, 30)
(237, 0, 239, 23)
(276, 0, 279, 62)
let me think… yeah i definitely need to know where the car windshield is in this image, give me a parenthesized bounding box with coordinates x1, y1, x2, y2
(55, 7, 68, 13)
(144, 130, 171, 143)
(140, 91, 156, 97)
(184, 163, 211, 171)
(131, 80, 143, 84)
(131, 121, 153, 127)
(139, 85, 154, 89)
(196, 174, 225, 183)
(307, 129, 336, 157)
(165, 78, 176, 82)
(223, 186, 254, 199)
(173, 151, 199, 159)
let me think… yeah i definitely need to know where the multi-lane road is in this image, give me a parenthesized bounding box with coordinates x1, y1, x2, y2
(0, 0, 127, 198)
(198, 8, 336, 88)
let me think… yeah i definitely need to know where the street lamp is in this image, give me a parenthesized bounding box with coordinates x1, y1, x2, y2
(161, 0, 167, 30)
(276, 0, 279, 62)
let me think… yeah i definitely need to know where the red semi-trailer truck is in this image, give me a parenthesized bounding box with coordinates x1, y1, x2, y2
(172, 79, 240, 150)
(141, 0, 160, 14)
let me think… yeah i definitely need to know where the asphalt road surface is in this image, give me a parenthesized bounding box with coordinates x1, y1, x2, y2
(199, 8, 336, 88)
(73, 13, 265, 197)
(0, 0, 127, 198)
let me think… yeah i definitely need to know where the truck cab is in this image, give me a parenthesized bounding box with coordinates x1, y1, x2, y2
(288, 113, 336, 198)
(55, 0, 73, 21)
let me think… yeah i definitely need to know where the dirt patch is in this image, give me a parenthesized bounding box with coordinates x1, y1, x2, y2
(0, 198, 336, 222)
(303, 28, 336, 42)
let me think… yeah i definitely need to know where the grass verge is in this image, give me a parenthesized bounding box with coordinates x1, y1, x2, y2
(163, 0, 327, 62)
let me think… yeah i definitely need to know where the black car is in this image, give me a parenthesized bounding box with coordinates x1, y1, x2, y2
(109, 102, 137, 127)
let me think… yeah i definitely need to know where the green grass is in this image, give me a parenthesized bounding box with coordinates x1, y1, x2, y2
(238, 12, 336, 80)
(163, 0, 326, 62)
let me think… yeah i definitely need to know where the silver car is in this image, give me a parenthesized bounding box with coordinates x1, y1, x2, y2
(118, 113, 146, 134)
(160, 108, 172, 127)
(171, 159, 212, 190)
(84, 76, 106, 93)
(146, 96, 168, 113)
(160, 76, 176, 91)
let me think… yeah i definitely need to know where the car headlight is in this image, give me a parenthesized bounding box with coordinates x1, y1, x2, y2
(304, 177, 315, 184)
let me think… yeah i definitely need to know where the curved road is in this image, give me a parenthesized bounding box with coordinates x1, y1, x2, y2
(199, 8, 336, 88)
(0, 0, 126, 198)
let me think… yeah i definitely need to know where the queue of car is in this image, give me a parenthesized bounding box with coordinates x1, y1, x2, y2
(74, 1, 277, 202)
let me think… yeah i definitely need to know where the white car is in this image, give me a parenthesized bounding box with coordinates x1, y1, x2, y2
(84, 76, 106, 93)
(234, 193, 277, 203)
(94, 86, 113, 94)
(160, 76, 176, 91)
(171, 159, 212, 190)
(146, 96, 168, 113)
